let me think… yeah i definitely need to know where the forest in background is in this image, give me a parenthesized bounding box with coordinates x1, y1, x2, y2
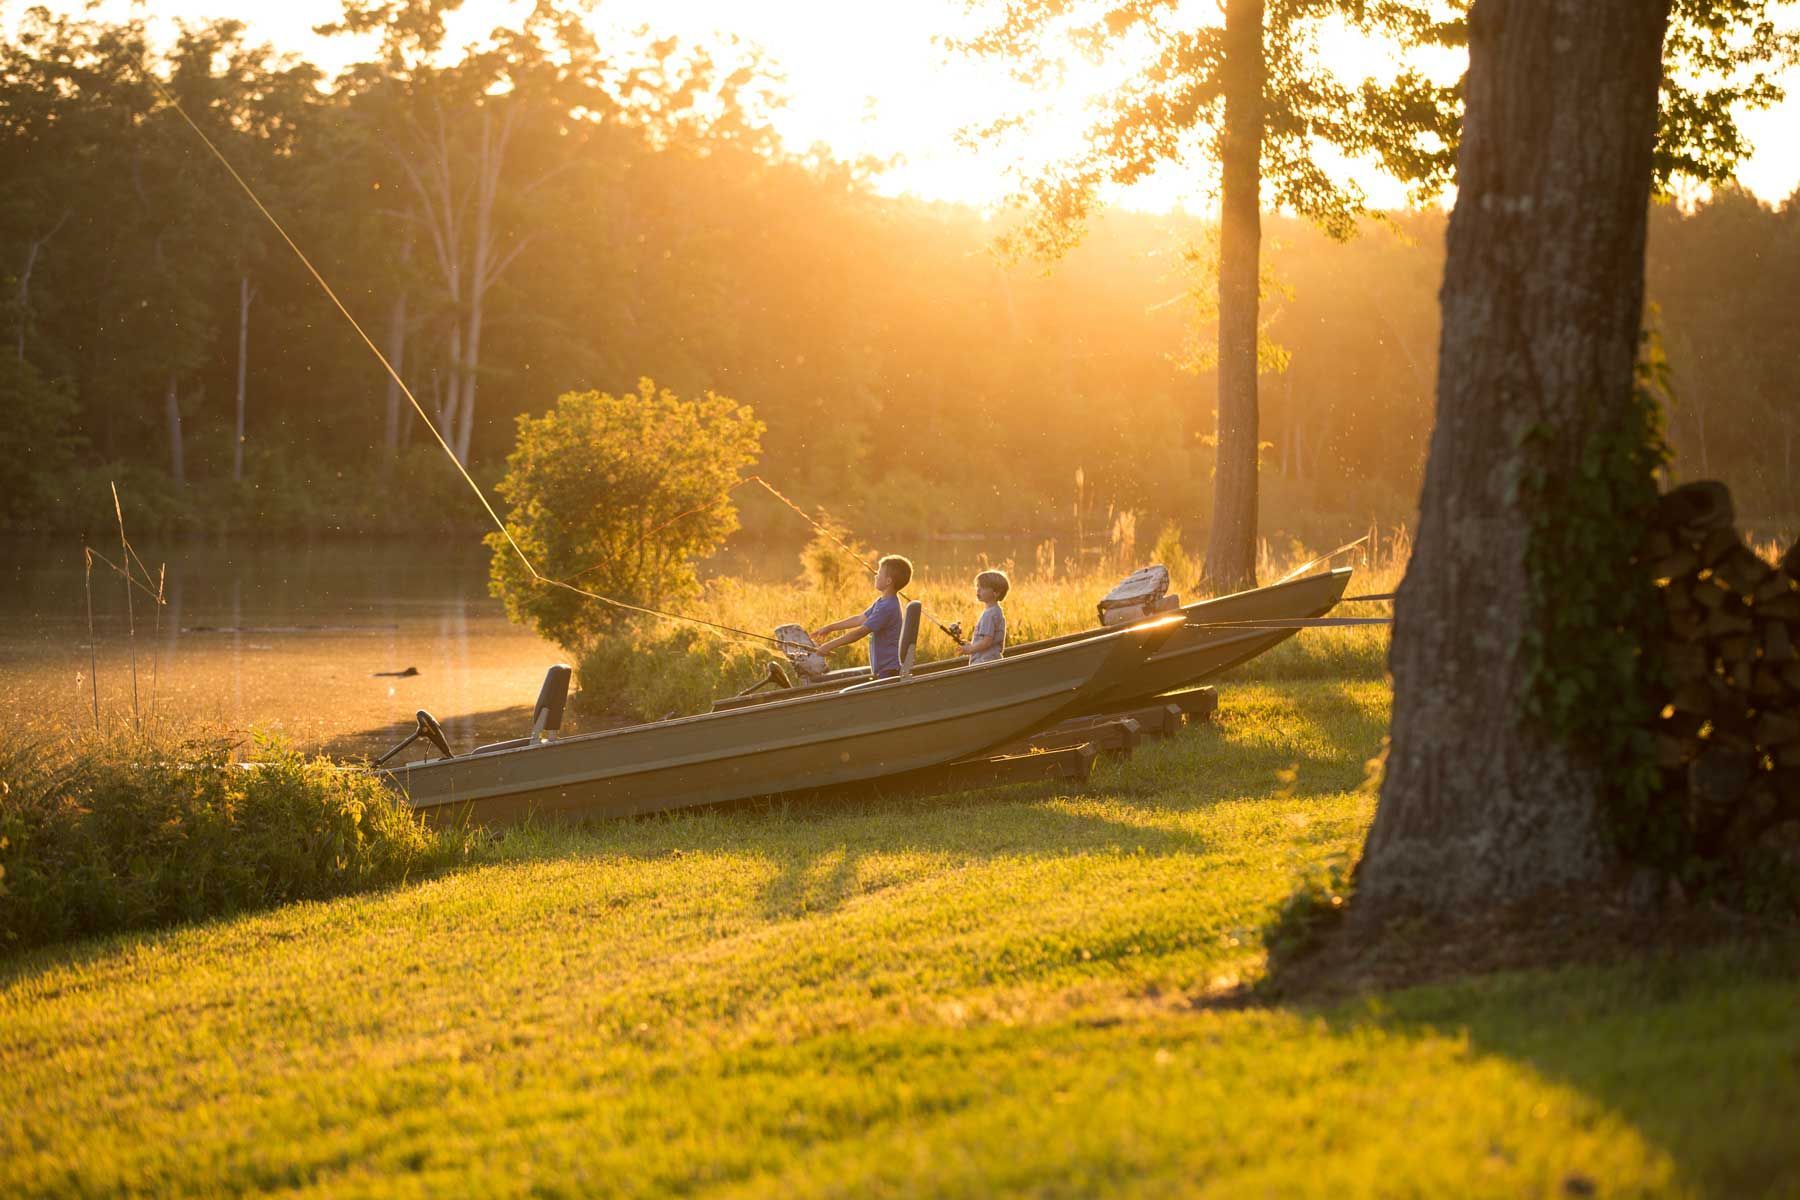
(3, 7, 1796, 556)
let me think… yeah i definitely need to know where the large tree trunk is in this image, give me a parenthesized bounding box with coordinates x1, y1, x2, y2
(1203, 0, 1265, 593)
(1357, 0, 1672, 913)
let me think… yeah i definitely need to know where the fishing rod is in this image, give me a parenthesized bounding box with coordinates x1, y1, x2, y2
(146, 74, 812, 655)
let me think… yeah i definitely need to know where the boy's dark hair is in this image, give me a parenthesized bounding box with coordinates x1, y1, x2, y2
(877, 554, 913, 590)
(976, 569, 1010, 600)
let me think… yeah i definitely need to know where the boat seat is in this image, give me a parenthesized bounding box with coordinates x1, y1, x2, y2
(898, 600, 921, 677)
(472, 663, 572, 754)
(840, 601, 923, 692)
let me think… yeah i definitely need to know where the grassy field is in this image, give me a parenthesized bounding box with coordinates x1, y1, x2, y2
(5, 678, 1797, 1197)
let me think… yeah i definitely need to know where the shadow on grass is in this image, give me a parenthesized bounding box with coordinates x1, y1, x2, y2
(7, 681, 1390, 977)
(1302, 937, 1800, 1197)
(610, 683, 1387, 922)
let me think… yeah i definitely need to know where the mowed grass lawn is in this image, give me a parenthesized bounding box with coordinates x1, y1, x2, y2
(4, 680, 1798, 1198)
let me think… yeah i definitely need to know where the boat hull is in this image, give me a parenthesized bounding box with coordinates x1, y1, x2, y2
(383, 618, 1177, 826)
(1077, 570, 1353, 713)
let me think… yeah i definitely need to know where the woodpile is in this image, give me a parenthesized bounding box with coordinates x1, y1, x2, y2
(1644, 481, 1800, 856)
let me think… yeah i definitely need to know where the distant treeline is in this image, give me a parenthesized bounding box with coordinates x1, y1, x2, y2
(2, 8, 1794, 550)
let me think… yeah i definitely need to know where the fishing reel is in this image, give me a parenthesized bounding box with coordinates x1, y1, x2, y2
(946, 621, 963, 644)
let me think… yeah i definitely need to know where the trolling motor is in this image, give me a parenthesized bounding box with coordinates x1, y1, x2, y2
(375, 709, 455, 766)
(737, 659, 798, 696)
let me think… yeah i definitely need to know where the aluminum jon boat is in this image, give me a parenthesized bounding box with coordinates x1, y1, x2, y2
(714, 568, 1355, 718)
(379, 609, 1183, 827)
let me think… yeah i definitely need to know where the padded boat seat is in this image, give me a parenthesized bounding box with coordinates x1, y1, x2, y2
(473, 663, 572, 754)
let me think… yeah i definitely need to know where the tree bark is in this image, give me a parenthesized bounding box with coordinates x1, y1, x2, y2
(383, 236, 412, 460)
(164, 373, 186, 485)
(233, 273, 253, 483)
(1203, 0, 1265, 593)
(1357, 0, 1673, 913)
(14, 210, 70, 363)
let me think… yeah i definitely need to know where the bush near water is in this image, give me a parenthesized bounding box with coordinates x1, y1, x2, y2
(487, 381, 764, 650)
(0, 733, 473, 954)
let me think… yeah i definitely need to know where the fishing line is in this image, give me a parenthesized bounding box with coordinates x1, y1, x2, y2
(629, 472, 964, 641)
(147, 75, 801, 653)
(1274, 534, 1370, 584)
(1186, 616, 1393, 629)
(617, 475, 871, 578)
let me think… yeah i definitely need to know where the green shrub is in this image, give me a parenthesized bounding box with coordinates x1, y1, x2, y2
(0, 732, 476, 954)
(1150, 522, 1198, 593)
(488, 379, 764, 651)
(798, 515, 874, 593)
(576, 625, 770, 723)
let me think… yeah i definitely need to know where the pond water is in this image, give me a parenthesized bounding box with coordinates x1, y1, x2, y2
(0, 534, 1057, 759)
(0, 539, 565, 758)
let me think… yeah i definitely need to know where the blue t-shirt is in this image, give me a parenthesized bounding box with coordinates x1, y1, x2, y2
(862, 594, 903, 679)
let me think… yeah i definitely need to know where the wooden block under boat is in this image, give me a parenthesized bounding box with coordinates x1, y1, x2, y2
(1162, 686, 1220, 719)
(1001, 717, 1143, 756)
(794, 743, 1101, 805)
(1053, 687, 1216, 735)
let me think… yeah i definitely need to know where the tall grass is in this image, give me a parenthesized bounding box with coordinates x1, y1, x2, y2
(0, 729, 480, 954)
(577, 532, 1408, 721)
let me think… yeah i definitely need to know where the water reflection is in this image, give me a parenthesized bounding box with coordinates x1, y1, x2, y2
(0, 540, 562, 756)
(0, 533, 1051, 757)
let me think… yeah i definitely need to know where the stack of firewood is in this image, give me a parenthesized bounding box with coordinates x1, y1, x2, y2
(1644, 481, 1800, 841)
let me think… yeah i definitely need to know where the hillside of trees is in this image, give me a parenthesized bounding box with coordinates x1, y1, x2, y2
(3, 7, 1794, 550)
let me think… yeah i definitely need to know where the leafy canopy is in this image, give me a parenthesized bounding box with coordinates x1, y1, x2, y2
(487, 379, 764, 650)
(957, 0, 1797, 254)
(954, 0, 1462, 257)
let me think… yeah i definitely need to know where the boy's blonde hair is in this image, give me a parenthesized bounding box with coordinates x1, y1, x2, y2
(976, 569, 1010, 600)
(877, 554, 913, 590)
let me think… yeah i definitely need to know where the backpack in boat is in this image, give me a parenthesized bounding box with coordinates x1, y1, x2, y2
(1097, 564, 1177, 626)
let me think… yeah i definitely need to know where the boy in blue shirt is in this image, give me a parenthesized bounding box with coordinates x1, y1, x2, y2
(812, 554, 912, 680)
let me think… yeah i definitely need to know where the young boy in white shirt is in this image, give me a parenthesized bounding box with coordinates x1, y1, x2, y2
(958, 570, 1008, 664)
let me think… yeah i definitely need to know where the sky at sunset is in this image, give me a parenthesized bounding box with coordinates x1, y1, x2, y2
(18, 0, 1800, 208)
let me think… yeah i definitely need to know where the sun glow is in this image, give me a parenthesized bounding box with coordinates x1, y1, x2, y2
(21, 0, 1800, 208)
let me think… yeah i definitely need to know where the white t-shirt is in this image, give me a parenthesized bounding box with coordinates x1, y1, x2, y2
(970, 605, 1006, 664)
